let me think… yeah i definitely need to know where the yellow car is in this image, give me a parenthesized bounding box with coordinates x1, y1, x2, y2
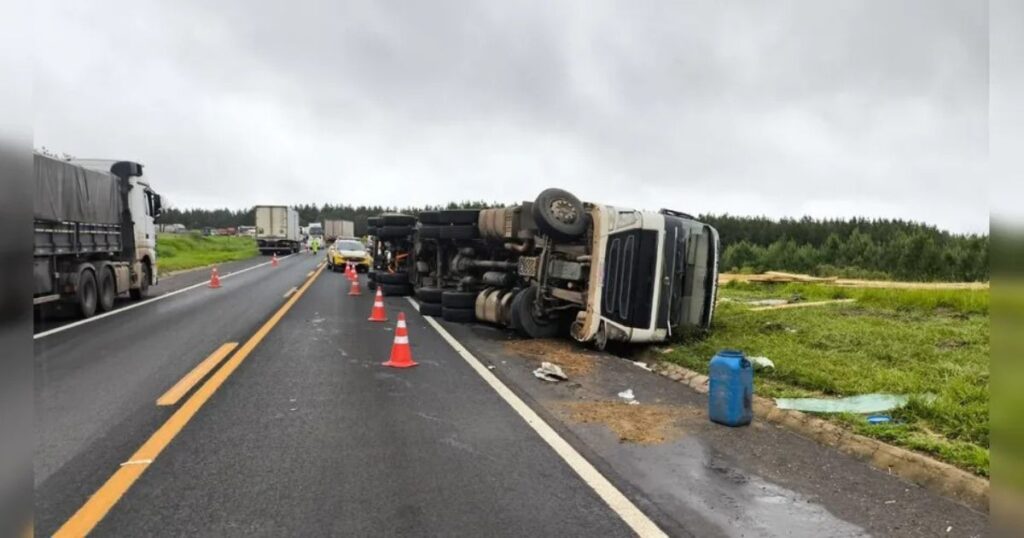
(326, 238, 373, 273)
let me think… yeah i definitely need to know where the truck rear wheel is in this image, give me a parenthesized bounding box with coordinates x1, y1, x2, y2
(130, 263, 150, 300)
(419, 302, 444, 317)
(441, 306, 476, 322)
(98, 268, 116, 312)
(442, 290, 478, 309)
(78, 270, 98, 318)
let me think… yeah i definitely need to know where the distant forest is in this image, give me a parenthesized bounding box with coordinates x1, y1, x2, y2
(159, 204, 989, 282)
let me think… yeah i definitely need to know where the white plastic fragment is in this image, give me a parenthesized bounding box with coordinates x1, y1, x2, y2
(533, 362, 568, 382)
(749, 356, 775, 371)
(632, 361, 653, 371)
(617, 389, 636, 402)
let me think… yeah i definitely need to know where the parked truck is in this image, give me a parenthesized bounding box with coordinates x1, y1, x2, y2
(367, 188, 719, 348)
(254, 206, 301, 255)
(33, 154, 162, 318)
(323, 219, 355, 242)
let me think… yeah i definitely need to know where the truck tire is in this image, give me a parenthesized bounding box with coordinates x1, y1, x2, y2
(533, 188, 587, 241)
(415, 286, 444, 304)
(442, 306, 476, 323)
(376, 271, 411, 285)
(442, 290, 478, 309)
(439, 209, 480, 225)
(367, 216, 381, 227)
(418, 211, 442, 224)
(439, 225, 479, 240)
(419, 302, 444, 317)
(130, 263, 150, 300)
(418, 225, 441, 239)
(378, 225, 414, 239)
(78, 270, 98, 318)
(380, 214, 417, 226)
(368, 279, 377, 291)
(98, 267, 116, 312)
(366, 226, 378, 236)
(380, 283, 412, 296)
(514, 285, 561, 338)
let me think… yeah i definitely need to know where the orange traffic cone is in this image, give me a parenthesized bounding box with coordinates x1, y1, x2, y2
(271, 253, 279, 267)
(347, 263, 357, 281)
(368, 288, 387, 322)
(208, 267, 221, 288)
(348, 274, 362, 296)
(383, 312, 416, 368)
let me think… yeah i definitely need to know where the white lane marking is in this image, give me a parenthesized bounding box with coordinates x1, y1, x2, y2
(283, 286, 298, 299)
(34, 254, 296, 340)
(405, 297, 667, 537)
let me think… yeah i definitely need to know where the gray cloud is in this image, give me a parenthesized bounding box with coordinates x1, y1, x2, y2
(35, 0, 990, 233)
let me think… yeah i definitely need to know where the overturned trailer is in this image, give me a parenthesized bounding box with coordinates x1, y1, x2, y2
(367, 188, 719, 348)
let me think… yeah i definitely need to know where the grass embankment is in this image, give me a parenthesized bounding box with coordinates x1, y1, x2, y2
(666, 281, 990, 476)
(156, 233, 259, 273)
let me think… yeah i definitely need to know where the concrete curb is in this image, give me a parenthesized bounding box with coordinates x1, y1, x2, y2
(649, 360, 990, 513)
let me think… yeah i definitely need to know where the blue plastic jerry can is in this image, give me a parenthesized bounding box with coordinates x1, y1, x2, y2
(708, 349, 753, 426)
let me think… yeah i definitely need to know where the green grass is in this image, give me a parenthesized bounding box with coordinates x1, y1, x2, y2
(668, 282, 990, 476)
(156, 233, 259, 273)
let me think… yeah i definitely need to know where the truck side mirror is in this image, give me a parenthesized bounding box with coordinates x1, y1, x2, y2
(152, 194, 163, 218)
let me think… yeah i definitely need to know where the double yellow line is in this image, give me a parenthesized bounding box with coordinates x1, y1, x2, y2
(54, 263, 326, 537)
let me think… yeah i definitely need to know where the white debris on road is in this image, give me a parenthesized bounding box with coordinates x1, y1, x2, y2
(617, 389, 639, 405)
(533, 362, 568, 382)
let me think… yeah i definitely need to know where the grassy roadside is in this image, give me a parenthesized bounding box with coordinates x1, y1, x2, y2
(665, 282, 990, 476)
(156, 233, 259, 273)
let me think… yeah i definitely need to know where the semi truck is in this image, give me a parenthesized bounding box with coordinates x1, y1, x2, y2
(367, 188, 719, 348)
(255, 206, 301, 255)
(323, 219, 355, 242)
(33, 154, 162, 318)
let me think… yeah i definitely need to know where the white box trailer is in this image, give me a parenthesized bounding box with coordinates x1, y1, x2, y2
(323, 219, 354, 241)
(255, 206, 301, 255)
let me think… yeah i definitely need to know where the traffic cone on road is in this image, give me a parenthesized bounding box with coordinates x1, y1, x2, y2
(368, 288, 388, 322)
(272, 253, 279, 267)
(382, 312, 417, 368)
(347, 263, 357, 281)
(208, 267, 221, 289)
(348, 273, 362, 296)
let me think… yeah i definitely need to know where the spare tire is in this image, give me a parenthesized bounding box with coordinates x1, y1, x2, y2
(380, 283, 412, 296)
(442, 290, 478, 309)
(420, 302, 444, 317)
(415, 286, 444, 304)
(418, 211, 442, 224)
(377, 225, 414, 239)
(376, 271, 411, 285)
(442, 307, 476, 323)
(439, 209, 480, 225)
(532, 188, 587, 241)
(440, 225, 479, 240)
(381, 213, 417, 226)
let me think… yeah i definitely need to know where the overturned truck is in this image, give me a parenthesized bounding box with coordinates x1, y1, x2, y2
(367, 188, 719, 348)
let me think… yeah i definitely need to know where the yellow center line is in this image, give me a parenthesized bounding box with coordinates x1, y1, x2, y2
(155, 343, 238, 407)
(54, 263, 327, 538)
(306, 270, 314, 278)
(283, 286, 298, 299)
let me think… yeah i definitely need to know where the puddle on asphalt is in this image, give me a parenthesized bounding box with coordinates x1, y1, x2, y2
(579, 426, 869, 538)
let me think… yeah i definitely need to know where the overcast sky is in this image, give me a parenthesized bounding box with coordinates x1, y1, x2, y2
(34, 0, 991, 234)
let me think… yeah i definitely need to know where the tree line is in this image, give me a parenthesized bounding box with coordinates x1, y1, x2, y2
(159, 206, 989, 282)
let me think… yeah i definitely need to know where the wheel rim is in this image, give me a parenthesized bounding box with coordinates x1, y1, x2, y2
(549, 199, 578, 224)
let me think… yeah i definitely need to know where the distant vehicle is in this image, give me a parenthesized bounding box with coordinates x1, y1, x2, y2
(237, 225, 256, 237)
(34, 154, 162, 318)
(323, 219, 354, 242)
(326, 238, 372, 272)
(254, 206, 301, 255)
(367, 188, 720, 348)
(157, 223, 186, 233)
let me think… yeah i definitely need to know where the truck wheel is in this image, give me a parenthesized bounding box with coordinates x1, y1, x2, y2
(439, 225, 479, 240)
(514, 285, 561, 338)
(98, 268, 116, 312)
(380, 214, 417, 226)
(533, 188, 587, 241)
(377, 271, 411, 285)
(418, 225, 441, 239)
(419, 302, 444, 317)
(442, 306, 476, 322)
(78, 270, 98, 318)
(380, 283, 412, 296)
(442, 290, 478, 309)
(366, 226, 378, 236)
(130, 263, 150, 300)
(415, 286, 444, 304)
(378, 225, 414, 239)
(368, 279, 377, 291)
(438, 209, 480, 225)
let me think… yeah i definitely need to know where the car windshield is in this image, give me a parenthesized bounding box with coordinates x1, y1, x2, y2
(334, 240, 363, 251)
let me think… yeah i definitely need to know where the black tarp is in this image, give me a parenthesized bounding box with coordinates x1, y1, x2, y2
(34, 154, 122, 224)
